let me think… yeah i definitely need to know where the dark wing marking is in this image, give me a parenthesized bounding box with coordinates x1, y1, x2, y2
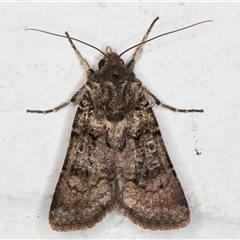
(117, 96, 190, 230)
(49, 92, 116, 231)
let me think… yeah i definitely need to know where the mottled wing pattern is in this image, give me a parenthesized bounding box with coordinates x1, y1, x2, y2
(117, 95, 190, 230)
(49, 92, 116, 231)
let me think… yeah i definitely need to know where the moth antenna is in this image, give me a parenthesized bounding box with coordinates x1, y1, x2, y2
(119, 20, 213, 57)
(25, 28, 106, 56)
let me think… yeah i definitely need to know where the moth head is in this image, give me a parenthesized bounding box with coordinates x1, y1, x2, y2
(98, 46, 124, 69)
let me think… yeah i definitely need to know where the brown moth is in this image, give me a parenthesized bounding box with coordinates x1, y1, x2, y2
(27, 17, 212, 231)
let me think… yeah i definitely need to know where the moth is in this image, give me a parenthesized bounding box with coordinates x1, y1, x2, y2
(27, 17, 212, 231)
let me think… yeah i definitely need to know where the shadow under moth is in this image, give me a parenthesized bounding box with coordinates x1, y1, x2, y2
(27, 17, 211, 231)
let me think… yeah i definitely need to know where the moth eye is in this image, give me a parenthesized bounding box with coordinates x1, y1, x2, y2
(98, 59, 106, 69)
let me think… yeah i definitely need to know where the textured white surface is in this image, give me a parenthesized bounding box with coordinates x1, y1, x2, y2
(1, 2, 240, 238)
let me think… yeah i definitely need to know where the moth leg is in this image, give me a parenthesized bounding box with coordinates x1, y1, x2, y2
(27, 100, 72, 114)
(143, 87, 204, 113)
(65, 32, 94, 74)
(127, 17, 159, 70)
(27, 86, 87, 114)
(27, 31, 92, 114)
